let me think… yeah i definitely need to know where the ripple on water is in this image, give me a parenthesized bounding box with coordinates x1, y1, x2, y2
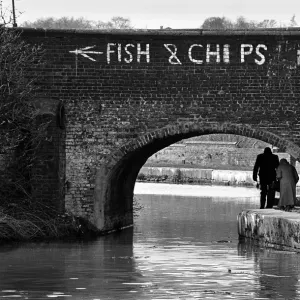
(1, 185, 300, 299)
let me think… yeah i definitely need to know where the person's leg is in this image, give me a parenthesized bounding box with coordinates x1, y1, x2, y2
(260, 183, 267, 209)
(292, 185, 297, 208)
(266, 184, 275, 208)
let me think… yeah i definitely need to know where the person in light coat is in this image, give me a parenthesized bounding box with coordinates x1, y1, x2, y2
(276, 158, 299, 211)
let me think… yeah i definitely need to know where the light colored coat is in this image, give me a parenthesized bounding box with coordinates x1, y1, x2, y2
(276, 160, 299, 207)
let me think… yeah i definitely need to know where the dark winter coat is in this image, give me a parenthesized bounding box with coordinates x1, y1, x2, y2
(253, 151, 279, 184)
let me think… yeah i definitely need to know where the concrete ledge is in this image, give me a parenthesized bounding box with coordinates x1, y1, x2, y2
(238, 209, 300, 252)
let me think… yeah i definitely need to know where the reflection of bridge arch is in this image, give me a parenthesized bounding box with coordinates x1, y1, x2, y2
(94, 121, 300, 231)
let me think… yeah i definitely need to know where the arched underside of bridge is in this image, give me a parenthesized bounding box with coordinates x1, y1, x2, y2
(93, 121, 300, 232)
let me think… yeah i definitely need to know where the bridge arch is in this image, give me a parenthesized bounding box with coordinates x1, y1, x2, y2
(93, 121, 300, 231)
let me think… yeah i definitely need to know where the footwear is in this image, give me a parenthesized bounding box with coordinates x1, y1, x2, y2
(284, 206, 291, 212)
(286, 205, 294, 212)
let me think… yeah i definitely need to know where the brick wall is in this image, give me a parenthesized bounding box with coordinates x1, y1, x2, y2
(18, 28, 300, 228)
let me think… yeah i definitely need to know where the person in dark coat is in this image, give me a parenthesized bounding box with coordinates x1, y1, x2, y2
(253, 147, 279, 209)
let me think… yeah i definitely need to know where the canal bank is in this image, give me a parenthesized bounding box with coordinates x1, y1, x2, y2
(138, 166, 300, 194)
(238, 209, 300, 252)
(138, 166, 255, 186)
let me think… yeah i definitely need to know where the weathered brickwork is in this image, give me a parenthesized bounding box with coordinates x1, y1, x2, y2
(19, 28, 300, 231)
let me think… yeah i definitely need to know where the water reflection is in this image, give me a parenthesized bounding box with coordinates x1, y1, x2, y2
(238, 240, 300, 299)
(0, 183, 300, 299)
(133, 189, 259, 299)
(0, 230, 140, 300)
(134, 193, 257, 243)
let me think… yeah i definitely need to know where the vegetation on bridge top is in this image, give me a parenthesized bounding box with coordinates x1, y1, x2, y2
(11, 14, 300, 36)
(20, 14, 298, 30)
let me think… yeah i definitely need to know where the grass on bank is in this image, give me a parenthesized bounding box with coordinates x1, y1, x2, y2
(0, 196, 144, 242)
(0, 203, 98, 242)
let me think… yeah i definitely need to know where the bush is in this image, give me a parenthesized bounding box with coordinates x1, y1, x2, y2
(137, 172, 146, 181)
(133, 196, 143, 218)
(172, 168, 184, 183)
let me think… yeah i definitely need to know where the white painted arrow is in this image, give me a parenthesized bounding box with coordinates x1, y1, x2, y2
(69, 46, 103, 61)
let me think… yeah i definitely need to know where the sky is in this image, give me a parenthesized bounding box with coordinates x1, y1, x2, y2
(2, 0, 300, 29)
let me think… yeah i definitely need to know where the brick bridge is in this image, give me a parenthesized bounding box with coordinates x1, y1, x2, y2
(20, 27, 300, 232)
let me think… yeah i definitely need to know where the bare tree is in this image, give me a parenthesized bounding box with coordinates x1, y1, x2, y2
(109, 16, 132, 29)
(290, 15, 298, 27)
(201, 16, 279, 30)
(235, 16, 257, 29)
(256, 19, 278, 28)
(201, 17, 233, 30)
(22, 16, 94, 29)
(0, 0, 14, 26)
(22, 16, 133, 30)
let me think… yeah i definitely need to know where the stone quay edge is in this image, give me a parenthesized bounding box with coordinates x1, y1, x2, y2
(238, 209, 300, 252)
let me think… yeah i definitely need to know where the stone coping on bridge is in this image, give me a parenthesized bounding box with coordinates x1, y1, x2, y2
(16, 27, 300, 37)
(238, 209, 300, 252)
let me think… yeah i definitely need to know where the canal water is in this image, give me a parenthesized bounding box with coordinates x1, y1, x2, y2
(1, 183, 300, 299)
